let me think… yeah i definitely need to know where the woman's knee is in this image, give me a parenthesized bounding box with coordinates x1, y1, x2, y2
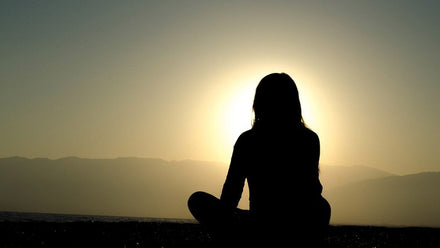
(188, 191, 219, 215)
(188, 191, 205, 212)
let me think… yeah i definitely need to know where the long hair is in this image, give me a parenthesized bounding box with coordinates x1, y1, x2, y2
(252, 73, 305, 128)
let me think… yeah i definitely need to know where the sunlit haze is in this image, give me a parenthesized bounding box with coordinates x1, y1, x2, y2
(1, 0, 439, 175)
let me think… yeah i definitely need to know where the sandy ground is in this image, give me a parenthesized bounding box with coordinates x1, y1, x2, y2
(0, 221, 439, 248)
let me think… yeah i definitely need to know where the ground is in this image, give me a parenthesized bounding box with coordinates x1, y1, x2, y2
(0, 221, 439, 248)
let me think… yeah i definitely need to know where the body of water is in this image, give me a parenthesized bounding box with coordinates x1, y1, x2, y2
(0, 211, 195, 223)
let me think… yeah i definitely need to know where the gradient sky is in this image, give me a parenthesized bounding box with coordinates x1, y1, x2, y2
(1, 0, 439, 174)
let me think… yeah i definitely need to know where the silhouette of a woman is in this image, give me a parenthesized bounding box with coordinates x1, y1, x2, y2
(188, 73, 331, 246)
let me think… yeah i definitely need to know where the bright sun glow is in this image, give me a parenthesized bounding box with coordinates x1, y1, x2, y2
(223, 81, 257, 146)
(221, 78, 318, 146)
(217, 72, 323, 165)
(299, 90, 316, 129)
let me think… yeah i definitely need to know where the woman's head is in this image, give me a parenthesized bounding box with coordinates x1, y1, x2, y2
(252, 73, 304, 128)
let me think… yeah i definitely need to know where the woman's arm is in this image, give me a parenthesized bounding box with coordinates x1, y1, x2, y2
(220, 134, 247, 209)
(310, 131, 323, 194)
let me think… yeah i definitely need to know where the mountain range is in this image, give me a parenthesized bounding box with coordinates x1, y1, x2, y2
(0, 157, 438, 227)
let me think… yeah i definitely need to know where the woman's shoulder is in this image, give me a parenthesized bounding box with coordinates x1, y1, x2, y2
(235, 126, 319, 146)
(299, 126, 320, 147)
(234, 129, 256, 148)
(237, 129, 255, 141)
(302, 126, 319, 139)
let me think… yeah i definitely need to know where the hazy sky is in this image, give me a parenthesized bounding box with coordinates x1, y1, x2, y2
(1, 0, 439, 174)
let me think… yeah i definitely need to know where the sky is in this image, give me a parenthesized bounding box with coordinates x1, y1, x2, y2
(1, 0, 439, 175)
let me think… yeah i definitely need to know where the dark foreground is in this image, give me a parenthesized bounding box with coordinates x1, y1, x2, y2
(1, 221, 439, 248)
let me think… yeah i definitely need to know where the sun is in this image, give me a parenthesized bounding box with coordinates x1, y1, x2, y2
(221, 78, 318, 145)
(222, 81, 256, 147)
(212, 71, 325, 165)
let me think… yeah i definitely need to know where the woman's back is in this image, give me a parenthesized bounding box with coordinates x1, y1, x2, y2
(232, 125, 322, 220)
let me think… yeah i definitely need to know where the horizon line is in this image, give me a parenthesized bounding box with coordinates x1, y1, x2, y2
(1, 156, 439, 175)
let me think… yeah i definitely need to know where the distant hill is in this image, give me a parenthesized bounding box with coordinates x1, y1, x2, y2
(319, 164, 396, 192)
(0, 157, 439, 227)
(324, 172, 440, 227)
(0, 157, 227, 219)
